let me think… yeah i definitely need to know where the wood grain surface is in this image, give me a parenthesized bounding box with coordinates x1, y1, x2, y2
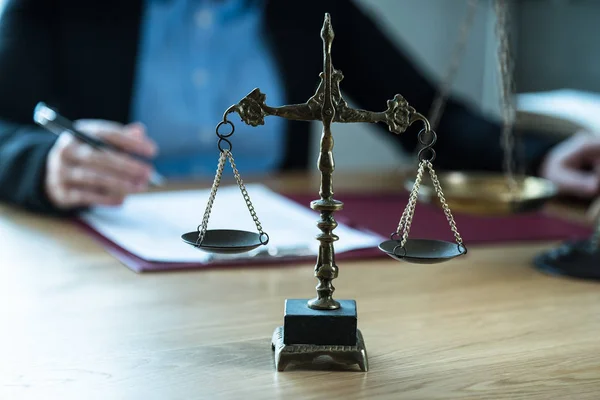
(1, 172, 599, 400)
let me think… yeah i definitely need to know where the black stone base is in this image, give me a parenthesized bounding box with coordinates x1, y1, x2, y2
(283, 299, 358, 346)
(534, 240, 600, 281)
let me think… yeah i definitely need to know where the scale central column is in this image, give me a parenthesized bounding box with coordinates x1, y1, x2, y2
(271, 13, 367, 373)
(308, 128, 343, 310)
(308, 13, 342, 311)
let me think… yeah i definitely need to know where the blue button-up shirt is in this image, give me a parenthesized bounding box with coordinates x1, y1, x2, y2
(130, 0, 285, 178)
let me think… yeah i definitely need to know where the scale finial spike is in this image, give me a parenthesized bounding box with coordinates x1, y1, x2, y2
(320, 12, 334, 109)
(321, 12, 334, 45)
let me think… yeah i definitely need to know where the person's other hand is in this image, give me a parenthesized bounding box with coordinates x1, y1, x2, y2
(540, 132, 600, 199)
(45, 120, 157, 209)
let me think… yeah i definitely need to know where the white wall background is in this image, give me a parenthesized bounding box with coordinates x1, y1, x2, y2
(515, 0, 600, 93)
(313, 0, 504, 172)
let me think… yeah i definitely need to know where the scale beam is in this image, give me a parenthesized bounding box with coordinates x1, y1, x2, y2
(225, 16, 429, 135)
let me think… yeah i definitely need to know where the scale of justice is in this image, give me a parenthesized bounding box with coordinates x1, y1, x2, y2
(180, 2, 599, 372)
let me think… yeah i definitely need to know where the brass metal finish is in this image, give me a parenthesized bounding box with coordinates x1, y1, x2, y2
(395, 157, 465, 244)
(379, 238, 466, 264)
(189, 146, 270, 253)
(271, 326, 368, 372)
(197, 13, 467, 371)
(227, 14, 439, 310)
(406, 172, 558, 216)
(181, 230, 264, 254)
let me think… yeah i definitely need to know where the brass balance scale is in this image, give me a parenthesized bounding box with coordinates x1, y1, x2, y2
(180, 11, 469, 372)
(405, 0, 558, 216)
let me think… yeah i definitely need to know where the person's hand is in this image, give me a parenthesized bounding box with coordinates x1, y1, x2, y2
(45, 120, 157, 209)
(540, 132, 600, 199)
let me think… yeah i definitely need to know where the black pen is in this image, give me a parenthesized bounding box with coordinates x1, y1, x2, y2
(33, 102, 165, 186)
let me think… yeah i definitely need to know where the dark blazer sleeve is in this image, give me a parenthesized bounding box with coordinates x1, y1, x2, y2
(333, 2, 560, 174)
(0, 0, 64, 213)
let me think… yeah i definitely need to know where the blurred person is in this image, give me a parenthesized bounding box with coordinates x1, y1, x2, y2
(0, 0, 596, 215)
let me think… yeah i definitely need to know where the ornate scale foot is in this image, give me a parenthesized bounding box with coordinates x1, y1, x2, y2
(271, 326, 368, 372)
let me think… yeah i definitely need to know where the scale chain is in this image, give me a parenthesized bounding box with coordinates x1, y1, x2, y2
(196, 112, 268, 246)
(196, 150, 227, 245)
(395, 159, 465, 249)
(226, 150, 266, 237)
(426, 161, 464, 246)
(494, 0, 520, 192)
(396, 160, 426, 248)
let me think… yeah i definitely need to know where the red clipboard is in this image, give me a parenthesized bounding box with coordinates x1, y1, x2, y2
(75, 193, 593, 273)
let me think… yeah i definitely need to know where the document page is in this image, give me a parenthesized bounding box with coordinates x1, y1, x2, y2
(80, 184, 383, 263)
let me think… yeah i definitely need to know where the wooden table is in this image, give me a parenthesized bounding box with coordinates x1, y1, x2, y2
(1, 172, 599, 399)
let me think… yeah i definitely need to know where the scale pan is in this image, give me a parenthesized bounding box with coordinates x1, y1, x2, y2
(181, 229, 266, 254)
(405, 171, 557, 215)
(378, 238, 466, 264)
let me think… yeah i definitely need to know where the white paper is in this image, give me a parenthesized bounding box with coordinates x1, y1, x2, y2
(79, 184, 383, 263)
(517, 89, 600, 133)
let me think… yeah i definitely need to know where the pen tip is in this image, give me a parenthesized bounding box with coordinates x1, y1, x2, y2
(150, 172, 166, 187)
(33, 102, 56, 125)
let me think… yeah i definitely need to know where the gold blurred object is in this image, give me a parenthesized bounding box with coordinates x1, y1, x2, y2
(406, 0, 559, 216)
(405, 172, 558, 215)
